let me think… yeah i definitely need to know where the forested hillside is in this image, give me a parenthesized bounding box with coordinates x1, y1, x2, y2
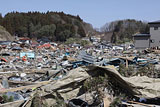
(0, 12, 94, 41)
(101, 19, 149, 43)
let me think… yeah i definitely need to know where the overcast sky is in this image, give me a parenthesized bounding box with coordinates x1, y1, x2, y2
(0, 0, 160, 28)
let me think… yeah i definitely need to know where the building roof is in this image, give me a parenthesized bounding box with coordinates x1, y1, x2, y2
(133, 34, 150, 37)
(19, 37, 31, 40)
(148, 20, 160, 24)
(37, 43, 52, 49)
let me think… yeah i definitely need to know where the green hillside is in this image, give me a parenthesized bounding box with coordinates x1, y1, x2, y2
(0, 12, 94, 42)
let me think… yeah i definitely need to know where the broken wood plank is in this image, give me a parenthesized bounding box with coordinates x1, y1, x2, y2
(103, 96, 111, 107)
(127, 101, 153, 107)
(0, 71, 18, 74)
(0, 81, 50, 93)
(0, 99, 25, 107)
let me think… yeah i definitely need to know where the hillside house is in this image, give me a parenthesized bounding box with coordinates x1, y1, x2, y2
(133, 34, 150, 49)
(133, 20, 160, 49)
(149, 20, 160, 47)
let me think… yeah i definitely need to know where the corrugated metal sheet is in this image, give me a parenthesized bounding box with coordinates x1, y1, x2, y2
(78, 50, 95, 64)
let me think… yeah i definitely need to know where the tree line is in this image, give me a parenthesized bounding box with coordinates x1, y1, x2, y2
(101, 19, 149, 43)
(0, 11, 86, 42)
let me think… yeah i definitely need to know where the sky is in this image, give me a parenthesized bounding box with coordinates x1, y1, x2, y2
(0, 0, 160, 28)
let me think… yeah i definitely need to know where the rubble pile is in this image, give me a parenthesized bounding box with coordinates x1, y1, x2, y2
(0, 37, 160, 107)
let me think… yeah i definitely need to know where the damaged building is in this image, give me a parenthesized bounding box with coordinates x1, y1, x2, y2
(134, 20, 160, 49)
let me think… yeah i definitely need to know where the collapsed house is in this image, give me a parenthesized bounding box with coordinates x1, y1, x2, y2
(1, 65, 160, 107)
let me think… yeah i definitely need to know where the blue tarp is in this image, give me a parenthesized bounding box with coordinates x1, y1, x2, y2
(20, 52, 35, 58)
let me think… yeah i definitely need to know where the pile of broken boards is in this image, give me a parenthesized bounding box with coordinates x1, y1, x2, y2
(1, 66, 160, 107)
(0, 68, 66, 107)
